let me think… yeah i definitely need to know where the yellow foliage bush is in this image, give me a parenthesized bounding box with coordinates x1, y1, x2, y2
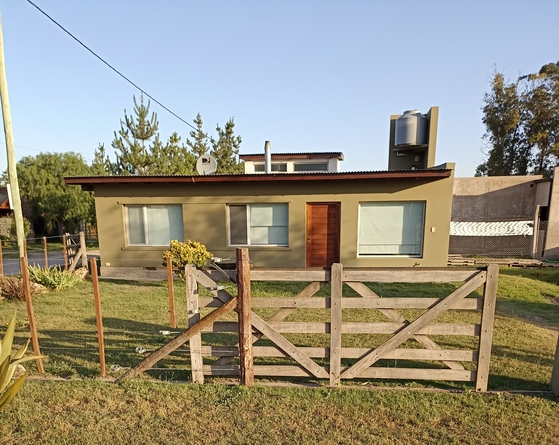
(162, 240, 213, 279)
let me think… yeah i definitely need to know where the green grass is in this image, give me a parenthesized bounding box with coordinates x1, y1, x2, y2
(0, 267, 558, 443)
(0, 381, 558, 445)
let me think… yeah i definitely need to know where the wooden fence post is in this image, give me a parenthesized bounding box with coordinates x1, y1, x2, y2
(237, 248, 253, 386)
(0, 240, 3, 277)
(62, 234, 67, 270)
(476, 264, 498, 392)
(166, 258, 176, 329)
(185, 264, 203, 383)
(329, 263, 343, 387)
(42, 236, 48, 269)
(79, 231, 87, 268)
(90, 257, 106, 377)
(20, 257, 44, 374)
(551, 336, 559, 396)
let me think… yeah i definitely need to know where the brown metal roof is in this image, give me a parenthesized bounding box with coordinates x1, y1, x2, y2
(239, 152, 344, 161)
(65, 169, 452, 191)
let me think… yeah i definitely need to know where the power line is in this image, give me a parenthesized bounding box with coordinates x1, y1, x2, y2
(26, 0, 212, 142)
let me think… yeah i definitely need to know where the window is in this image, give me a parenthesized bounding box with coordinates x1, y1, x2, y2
(126, 205, 184, 246)
(358, 202, 425, 256)
(229, 204, 288, 246)
(293, 162, 328, 172)
(254, 163, 288, 172)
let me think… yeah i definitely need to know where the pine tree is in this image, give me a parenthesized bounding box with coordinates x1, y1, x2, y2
(186, 113, 210, 158)
(112, 95, 159, 175)
(210, 118, 244, 174)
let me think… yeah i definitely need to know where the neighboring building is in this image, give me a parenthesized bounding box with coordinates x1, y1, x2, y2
(450, 171, 559, 259)
(66, 166, 455, 277)
(240, 152, 344, 174)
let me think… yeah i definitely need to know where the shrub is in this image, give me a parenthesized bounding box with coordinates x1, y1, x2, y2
(162, 240, 213, 279)
(27, 265, 83, 291)
(0, 313, 44, 410)
(0, 277, 47, 301)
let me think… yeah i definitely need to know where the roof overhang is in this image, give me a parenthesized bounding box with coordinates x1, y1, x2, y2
(65, 169, 453, 192)
(239, 152, 344, 161)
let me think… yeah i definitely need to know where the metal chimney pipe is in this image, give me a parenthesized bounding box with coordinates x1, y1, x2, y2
(264, 141, 271, 174)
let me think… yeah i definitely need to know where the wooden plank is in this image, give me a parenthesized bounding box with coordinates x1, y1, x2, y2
(356, 368, 475, 382)
(196, 270, 235, 304)
(186, 265, 204, 384)
(341, 297, 483, 310)
(341, 271, 487, 379)
(251, 313, 329, 379)
(475, 264, 498, 392)
(552, 338, 559, 396)
(254, 366, 319, 377)
(249, 296, 482, 310)
(118, 296, 238, 381)
(237, 248, 254, 386)
(200, 322, 238, 333)
(329, 263, 343, 386)
(251, 297, 329, 309)
(342, 322, 480, 336)
(250, 269, 329, 282)
(343, 268, 480, 283)
(346, 281, 467, 370)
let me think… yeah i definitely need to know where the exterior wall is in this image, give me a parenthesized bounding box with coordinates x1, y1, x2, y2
(450, 175, 546, 257)
(452, 176, 543, 222)
(93, 171, 454, 274)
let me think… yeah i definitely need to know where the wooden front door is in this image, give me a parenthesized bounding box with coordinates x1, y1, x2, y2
(306, 202, 341, 267)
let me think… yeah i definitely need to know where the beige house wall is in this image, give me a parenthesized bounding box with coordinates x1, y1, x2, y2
(93, 171, 454, 273)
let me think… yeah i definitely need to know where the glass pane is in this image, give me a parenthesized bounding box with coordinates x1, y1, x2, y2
(168, 205, 184, 242)
(229, 205, 248, 244)
(146, 206, 172, 245)
(250, 226, 269, 245)
(267, 226, 288, 245)
(359, 202, 424, 255)
(127, 206, 146, 245)
(293, 163, 328, 172)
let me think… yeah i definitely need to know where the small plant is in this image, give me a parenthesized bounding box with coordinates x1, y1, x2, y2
(0, 277, 47, 301)
(162, 240, 213, 279)
(0, 313, 44, 410)
(27, 265, 83, 291)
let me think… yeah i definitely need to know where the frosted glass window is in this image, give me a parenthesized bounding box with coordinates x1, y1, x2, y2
(358, 202, 425, 256)
(229, 204, 288, 246)
(126, 205, 184, 246)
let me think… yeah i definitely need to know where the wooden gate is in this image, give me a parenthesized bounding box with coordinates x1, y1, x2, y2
(122, 250, 498, 392)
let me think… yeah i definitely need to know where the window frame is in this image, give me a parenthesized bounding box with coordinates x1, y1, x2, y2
(124, 204, 184, 247)
(228, 203, 289, 247)
(357, 201, 426, 257)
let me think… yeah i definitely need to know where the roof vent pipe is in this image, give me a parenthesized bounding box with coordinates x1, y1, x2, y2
(264, 141, 271, 173)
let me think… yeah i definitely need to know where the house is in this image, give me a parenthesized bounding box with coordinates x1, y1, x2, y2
(240, 151, 344, 174)
(66, 106, 454, 277)
(66, 166, 454, 277)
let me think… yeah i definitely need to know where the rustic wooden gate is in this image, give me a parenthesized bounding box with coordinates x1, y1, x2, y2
(122, 250, 498, 392)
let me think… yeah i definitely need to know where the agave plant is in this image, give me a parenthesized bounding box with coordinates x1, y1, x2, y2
(0, 313, 42, 410)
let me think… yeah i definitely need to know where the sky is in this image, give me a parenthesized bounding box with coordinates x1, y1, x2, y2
(0, 0, 558, 178)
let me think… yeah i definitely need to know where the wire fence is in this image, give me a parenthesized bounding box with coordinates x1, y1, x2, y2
(449, 221, 559, 261)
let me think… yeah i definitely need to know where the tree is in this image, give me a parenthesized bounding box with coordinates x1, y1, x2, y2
(9, 152, 94, 235)
(186, 113, 210, 158)
(210, 118, 244, 174)
(95, 96, 244, 176)
(477, 62, 559, 177)
(110, 95, 159, 175)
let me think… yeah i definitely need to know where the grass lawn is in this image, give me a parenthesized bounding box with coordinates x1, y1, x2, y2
(0, 266, 558, 444)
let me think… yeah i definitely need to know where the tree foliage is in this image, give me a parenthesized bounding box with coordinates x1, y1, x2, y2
(93, 96, 243, 176)
(11, 152, 94, 234)
(477, 62, 559, 177)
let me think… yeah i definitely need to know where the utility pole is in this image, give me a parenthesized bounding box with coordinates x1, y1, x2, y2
(0, 10, 26, 259)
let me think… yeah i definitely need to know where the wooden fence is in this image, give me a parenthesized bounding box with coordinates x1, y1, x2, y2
(122, 249, 498, 392)
(62, 232, 87, 272)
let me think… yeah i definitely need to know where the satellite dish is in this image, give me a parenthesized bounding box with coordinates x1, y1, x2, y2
(196, 155, 217, 175)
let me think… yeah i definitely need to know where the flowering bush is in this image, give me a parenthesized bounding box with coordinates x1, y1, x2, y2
(162, 240, 213, 279)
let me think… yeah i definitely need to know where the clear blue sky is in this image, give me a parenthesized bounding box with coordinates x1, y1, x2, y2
(1, 0, 558, 178)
